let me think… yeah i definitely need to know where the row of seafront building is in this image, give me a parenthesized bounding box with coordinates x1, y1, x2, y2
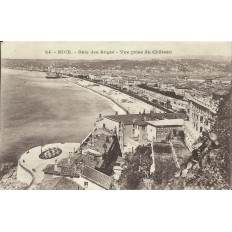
(63, 73, 223, 156)
(12, 61, 227, 114)
(62, 72, 223, 154)
(73, 72, 228, 114)
(66, 73, 222, 151)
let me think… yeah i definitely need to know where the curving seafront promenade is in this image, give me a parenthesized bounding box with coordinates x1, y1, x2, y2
(63, 78, 127, 114)
(18, 159, 35, 190)
(64, 77, 164, 114)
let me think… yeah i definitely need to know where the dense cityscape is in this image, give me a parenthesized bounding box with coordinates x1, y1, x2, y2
(1, 57, 231, 190)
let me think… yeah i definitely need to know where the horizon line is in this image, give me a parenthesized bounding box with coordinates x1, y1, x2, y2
(2, 54, 231, 62)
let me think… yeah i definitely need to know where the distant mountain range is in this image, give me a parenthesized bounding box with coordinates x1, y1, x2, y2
(2, 55, 231, 62)
(2, 57, 231, 74)
(162, 55, 231, 61)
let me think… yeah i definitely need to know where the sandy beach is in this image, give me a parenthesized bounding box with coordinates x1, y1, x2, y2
(63, 78, 126, 115)
(65, 77, 161, 115)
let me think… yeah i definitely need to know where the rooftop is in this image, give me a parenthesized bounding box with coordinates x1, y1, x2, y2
(147, 119, 184, 127)
(58, 153, 97, 169)
(213, 90, 229, 96)
(43, 154, 113, 189)
(188, 95, 218, 113)
(81, 166, 113, 190)
(81, 131, 114, 154)
(175, 86, 192, 90)
(37, 177, 84, 190)
(105, 113, 187, 125)
(43, 164, 81, 178)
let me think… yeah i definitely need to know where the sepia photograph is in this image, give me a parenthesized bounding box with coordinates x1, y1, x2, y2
(1, 1, 232, 232)
(0, 41, 231, 190)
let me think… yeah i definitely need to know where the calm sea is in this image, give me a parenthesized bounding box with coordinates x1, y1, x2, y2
(0, 69, 114, 163)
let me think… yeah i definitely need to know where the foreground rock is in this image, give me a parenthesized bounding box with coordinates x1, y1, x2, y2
(0, 162, 15, 179)
(0, 166, 28, 190)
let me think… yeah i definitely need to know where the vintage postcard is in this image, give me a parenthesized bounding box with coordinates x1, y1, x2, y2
(0, 41, 231, 190)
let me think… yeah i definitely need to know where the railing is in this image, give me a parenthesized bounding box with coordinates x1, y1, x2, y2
(18, 158, 35, 190)
(80, 127, 97, 146)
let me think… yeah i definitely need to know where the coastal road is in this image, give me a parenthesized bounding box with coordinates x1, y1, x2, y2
(17, 143, 80, 189)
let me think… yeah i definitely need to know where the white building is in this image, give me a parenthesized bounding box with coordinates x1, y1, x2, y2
(184, 95, 219, 150)
(147, 119, 184, 142)
(95, 113, 187, 154)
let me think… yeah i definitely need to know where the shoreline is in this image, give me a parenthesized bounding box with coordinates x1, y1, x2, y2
(63, 77, 160, 114)
(63, 78, 127, 114)
(2, 68, 161, 114)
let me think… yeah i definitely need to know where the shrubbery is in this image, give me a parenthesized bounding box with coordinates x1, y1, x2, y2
(185, 88, 231, 190)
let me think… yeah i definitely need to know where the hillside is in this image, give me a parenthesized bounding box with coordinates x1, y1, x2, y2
(2, 58, 231, 74)
(169, 87, 231, 190)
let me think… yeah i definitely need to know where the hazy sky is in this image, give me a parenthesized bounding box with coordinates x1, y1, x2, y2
(1, 41, 231, 60)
